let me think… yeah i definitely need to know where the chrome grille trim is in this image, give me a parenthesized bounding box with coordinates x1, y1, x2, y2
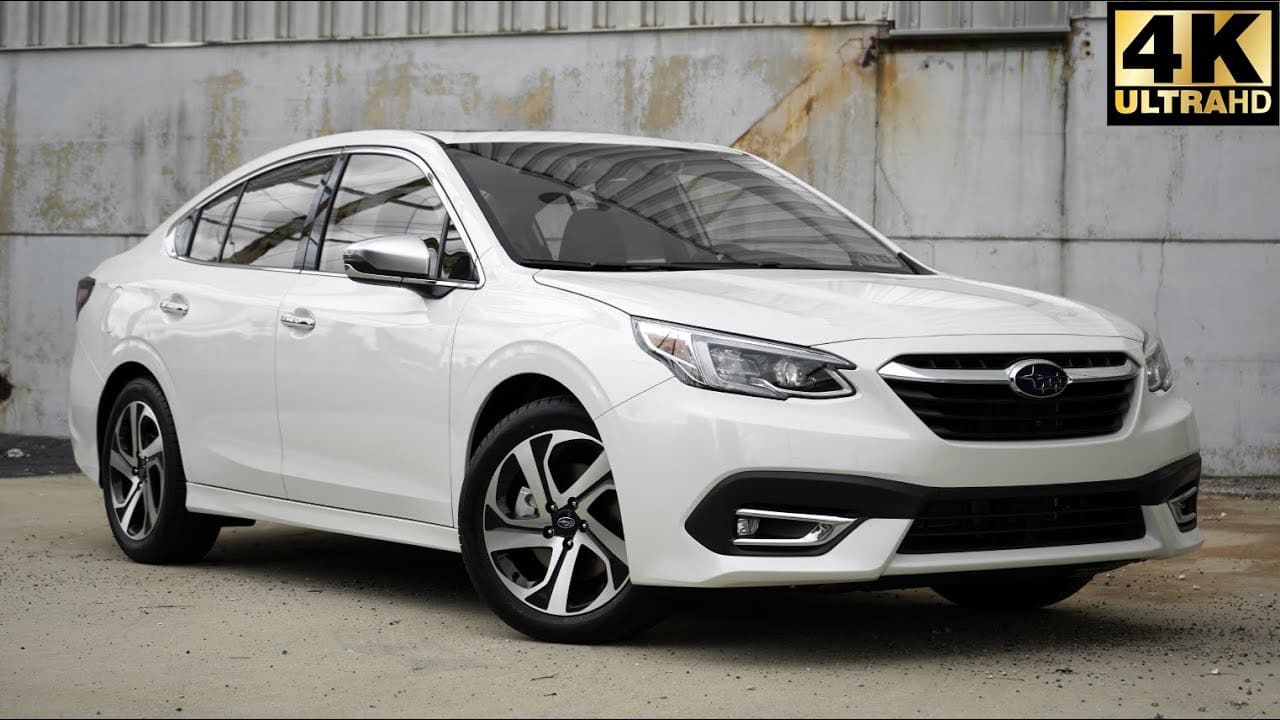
(879, 359, 1138, 384)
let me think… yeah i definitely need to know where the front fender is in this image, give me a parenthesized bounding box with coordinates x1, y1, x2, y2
(448, 275, 670, 515)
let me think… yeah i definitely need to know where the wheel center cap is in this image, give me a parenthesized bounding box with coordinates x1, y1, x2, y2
(551, 509, 580, 537)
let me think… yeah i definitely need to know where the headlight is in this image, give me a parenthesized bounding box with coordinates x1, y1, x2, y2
(632, 318, 855, 399)
(1143, 331, 1174, 392)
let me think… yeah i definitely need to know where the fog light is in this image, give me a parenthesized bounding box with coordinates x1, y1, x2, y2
(736, 516, 760, 537)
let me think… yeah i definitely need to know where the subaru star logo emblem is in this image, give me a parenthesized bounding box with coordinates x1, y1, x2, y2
(555, 515, 578, 530)
(1008, 359, 1071, 399)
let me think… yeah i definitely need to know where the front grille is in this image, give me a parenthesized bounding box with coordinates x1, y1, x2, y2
(898, 490, 1146, 554)
(883, 353, 1137, 441)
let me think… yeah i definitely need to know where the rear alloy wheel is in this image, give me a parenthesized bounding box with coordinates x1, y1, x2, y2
(107, 400, 167, 541)
(460, 396, 672, 643)
(101, 378, 220, 564)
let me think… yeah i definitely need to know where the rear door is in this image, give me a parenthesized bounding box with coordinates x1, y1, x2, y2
(275, 149, 481, 524)
(148, 153, 337, 497)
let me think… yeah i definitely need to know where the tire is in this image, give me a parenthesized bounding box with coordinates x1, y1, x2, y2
(459, 396, 673, 643)
(932, 574, 1093, 610)
(100, 377, 220, 564)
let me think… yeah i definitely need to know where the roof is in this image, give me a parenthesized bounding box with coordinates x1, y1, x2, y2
(419, 130, 736, 153)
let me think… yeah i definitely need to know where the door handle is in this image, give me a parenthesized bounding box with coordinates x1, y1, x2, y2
(159, 299, 188, 316)
(280, 313, 316, 330)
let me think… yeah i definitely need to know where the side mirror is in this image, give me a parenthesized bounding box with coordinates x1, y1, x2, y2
(343, 235, 440, 288)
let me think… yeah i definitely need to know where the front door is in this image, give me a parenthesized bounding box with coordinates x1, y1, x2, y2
(275, 151, 480, 525)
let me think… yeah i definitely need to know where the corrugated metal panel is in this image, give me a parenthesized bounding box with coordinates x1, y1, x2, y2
(891, 1, 1092, 33)
(0, 1, 1092, 50)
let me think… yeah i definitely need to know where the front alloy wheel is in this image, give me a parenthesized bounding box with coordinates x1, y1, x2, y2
(484, 429, 629, 616)
(460, 396, 672, 643)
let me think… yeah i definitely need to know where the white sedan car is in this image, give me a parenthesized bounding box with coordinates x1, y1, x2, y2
(69, 131, 1202, 642)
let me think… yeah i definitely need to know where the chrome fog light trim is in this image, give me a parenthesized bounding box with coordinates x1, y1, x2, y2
(1167, 485, 1198, 530)
(731, 508, 859, 548)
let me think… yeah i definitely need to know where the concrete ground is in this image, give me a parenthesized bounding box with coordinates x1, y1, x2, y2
(0, 474, 1276, 718)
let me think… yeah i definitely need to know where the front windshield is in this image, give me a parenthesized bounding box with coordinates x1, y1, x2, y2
(446, 142, 911, 273)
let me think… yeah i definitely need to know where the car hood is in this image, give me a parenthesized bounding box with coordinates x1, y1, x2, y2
(533, 269, 1143, 346)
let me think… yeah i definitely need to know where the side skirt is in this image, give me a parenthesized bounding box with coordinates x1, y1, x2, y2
(185, 483, 461, 553)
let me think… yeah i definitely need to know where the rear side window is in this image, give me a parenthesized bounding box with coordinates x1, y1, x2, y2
(188, 188, 238, 262)
(320, 154, 455, 274)
(169, 214, 196, 256)
(222, 157, 335, 268)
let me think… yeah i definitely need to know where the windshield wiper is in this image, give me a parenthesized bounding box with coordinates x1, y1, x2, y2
(523, 259, 909, 273)
(523, 260, 756, 272)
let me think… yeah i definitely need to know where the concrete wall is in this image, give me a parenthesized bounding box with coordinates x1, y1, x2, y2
(0, 16, 1276, 477)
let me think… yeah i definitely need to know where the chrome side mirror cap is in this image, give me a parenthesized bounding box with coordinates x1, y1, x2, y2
(343, 235, 440, 287)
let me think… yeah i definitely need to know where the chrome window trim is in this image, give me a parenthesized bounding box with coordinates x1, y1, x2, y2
(878, 359, 1139, 384)
(307, 145, 486, 290)
(164, 147, 344, 273)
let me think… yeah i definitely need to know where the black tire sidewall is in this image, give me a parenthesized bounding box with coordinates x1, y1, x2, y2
(459, 396, 669, 643)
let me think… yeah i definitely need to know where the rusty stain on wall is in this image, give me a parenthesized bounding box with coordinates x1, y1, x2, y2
(363, 60, 483, 129)
(205, 70, 247, 178)
(363, 60, 416, 128)
(873, 50, 916, 231)
(617, 58, 637, 129)
(731, 30, 873, 178)
(745, 54, 811, 98)
(640, 55, 695, 134)
(0, 65, 17, 234)
(33, 135, 108, 232)
(491, 70, 555, 128)
(166, 103, 201, 210)
(422, 70, 482, 116)
(318, 59, 345, 135)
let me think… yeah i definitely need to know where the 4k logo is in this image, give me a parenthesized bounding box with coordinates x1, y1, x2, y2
(1109, 2, 1279, 125)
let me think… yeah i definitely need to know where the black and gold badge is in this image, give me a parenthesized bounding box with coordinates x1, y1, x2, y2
(1109, 1, 1279, 125)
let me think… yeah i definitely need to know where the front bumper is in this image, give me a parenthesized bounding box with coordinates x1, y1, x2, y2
(596, 334, 1202, 588)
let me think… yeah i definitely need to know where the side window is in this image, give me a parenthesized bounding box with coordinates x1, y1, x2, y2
(188, 188, 239, 262)
(320, 154, 474, 281)
(440, 222, 477, 282)
(222, 156, 335, 268)
(169, 214, 196, 256)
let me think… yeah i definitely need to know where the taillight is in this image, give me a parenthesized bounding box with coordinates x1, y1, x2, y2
(75, 276, 95, 318)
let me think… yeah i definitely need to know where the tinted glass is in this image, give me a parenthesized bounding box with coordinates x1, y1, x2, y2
(439, 222, 477, 282)
(188, 188, 238, 262)
(222, 157, 334, 268)
(320, 154, 474, 280)
(448, 142, 909, 273)
(170, 214, 196, 256)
